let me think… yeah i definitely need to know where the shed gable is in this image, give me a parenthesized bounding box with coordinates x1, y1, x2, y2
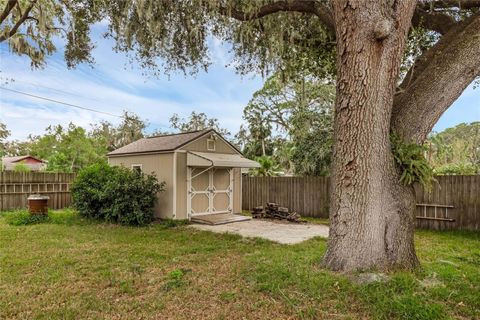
(180, 132, 238, 154)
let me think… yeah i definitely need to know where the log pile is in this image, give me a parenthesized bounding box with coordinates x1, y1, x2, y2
(252, 202, 301, 222)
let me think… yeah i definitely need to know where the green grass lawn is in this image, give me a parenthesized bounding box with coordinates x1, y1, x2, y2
(0, 210, 479, 320)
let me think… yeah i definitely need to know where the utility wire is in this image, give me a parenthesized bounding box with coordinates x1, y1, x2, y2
(0, 86, 123, 118)
(2, 78, 88, 99)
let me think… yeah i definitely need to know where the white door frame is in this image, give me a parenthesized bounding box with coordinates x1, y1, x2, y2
(187, 167, 233, 218)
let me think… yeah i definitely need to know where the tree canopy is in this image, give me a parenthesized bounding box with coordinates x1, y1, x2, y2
(237, 73, 335, 175)
(0, 0, 101, 68)
(428, 122, 480, 174)
(3, 1, 479, 87)
(168, 111, 230, 136)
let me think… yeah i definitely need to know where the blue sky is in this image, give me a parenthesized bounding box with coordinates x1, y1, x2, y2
(0, 24, 478, 141)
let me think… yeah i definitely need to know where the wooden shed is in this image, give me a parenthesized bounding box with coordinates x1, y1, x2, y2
(107, 129, 259, 220)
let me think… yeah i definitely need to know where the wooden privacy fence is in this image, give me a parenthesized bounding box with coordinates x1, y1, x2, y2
(0, 172, 76, 211)
(242, 175, 480, 231)
(414, 175, 480, 231)
(242, 176, 330, 218)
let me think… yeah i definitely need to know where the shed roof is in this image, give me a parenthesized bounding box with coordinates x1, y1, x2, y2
(187, 151, 260, 168)
(107, 129, 237, 156)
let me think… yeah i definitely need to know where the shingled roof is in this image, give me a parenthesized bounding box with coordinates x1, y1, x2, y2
(107, 129, 214, 156)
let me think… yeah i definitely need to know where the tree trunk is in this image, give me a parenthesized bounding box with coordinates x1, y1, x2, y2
(323, 0, 419, 272)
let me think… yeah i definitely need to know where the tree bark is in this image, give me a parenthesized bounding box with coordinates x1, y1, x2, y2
(323, 0, 419, 272)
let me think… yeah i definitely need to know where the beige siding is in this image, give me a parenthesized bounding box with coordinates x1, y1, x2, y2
(108, 153, 175, 219)
(175, 152, 188, 220)
(181, 134, 237, 154)
(233, 168, 242, 213)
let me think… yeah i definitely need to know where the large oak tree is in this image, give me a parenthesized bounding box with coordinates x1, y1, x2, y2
(2, 0, 479, 271)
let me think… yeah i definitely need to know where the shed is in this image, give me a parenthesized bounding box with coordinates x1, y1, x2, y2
(1, 155, 47, 171)
(107, 129, 259, 220)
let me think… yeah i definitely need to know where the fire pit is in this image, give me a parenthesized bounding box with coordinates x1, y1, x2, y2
(27, 194, 50, 215)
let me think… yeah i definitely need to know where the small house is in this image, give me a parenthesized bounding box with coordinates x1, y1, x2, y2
(107, 129, 259, 220)
(2, 155, 47, 171)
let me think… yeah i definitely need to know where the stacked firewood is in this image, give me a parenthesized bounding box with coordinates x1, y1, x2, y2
(252, 202, 301, 222)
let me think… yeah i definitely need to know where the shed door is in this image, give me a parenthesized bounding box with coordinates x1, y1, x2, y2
(188, 167, 233, 217)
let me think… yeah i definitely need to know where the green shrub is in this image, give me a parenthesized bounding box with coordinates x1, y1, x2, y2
(71, 163, 117, 220)
(71, 163, 165, 226)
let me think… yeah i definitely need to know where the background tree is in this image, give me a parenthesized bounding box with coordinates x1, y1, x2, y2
(1, 121, 33, 157)
(0, 122, 10, 171)
(249, 155, 283, 177)
(2, 139, 30, 157)
(90, 111, 147, 152)
(29, 123, 107, 172)
(0, 122, 10, 156)
(4, 0, 480, 271)
(428, 122, 480, 174)
(239, 73, 335, 175)
(169, 111, 230, 136)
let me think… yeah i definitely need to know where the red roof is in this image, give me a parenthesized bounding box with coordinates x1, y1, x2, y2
(2, 155, 46, 164)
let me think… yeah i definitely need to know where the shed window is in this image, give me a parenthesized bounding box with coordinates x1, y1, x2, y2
(207, 138, 215, 151)
(131, 164, 142, 173)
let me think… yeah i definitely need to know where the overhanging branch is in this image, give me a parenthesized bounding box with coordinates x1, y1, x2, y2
(0, 0, 17, 24)
(217, 1, 335, 35)
(0, 0, 37, 42)
(214, 1, 474, 41)
(392, 11, 480, 143)
(412, 7, 456, 34)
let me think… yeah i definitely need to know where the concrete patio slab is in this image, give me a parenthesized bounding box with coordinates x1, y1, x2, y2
(191, 219, 329, 244)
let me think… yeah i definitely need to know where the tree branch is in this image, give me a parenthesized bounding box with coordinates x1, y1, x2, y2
(0, 0, 37, 42)
(25, 15, 67, 34)
(217, 1, 335, 35)
(419, 0, 480, 10)
(392, 11, 480, 143)
(411, 7, 456, 34)
(0, 0, 17, 24)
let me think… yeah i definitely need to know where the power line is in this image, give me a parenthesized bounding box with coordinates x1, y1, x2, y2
(2, 78, 88, 99)
(0, 86, 123, 118)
